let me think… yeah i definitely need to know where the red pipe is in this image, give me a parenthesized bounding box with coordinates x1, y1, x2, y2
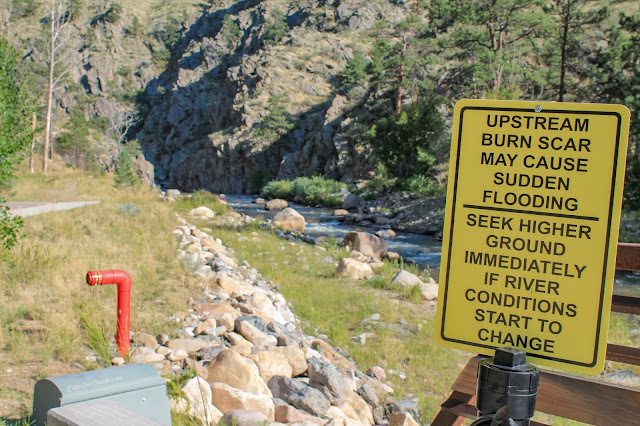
(86, 270, 131, 357)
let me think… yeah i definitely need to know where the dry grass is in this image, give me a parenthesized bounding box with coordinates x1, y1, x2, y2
(0, 167, 206, 421)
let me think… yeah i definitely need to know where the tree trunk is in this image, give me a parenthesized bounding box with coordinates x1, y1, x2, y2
(395, 37, 408, 115)
(43, 1, 55, 173)
(29, 112, 37, 174)
(558, 3, 571, 102)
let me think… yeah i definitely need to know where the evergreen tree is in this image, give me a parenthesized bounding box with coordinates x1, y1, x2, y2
(368, 94, 447, 188)
(114, 147, 139, 187)
(262, 9, 289, 45)
(435, 0, 549, 99)
(254, 96, 294, 144)
(0, 37, 34, 248)
(542, 0, 608, 102)
(56, 110, 93, 168)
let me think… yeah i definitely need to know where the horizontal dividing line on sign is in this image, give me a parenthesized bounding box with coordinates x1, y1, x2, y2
(462, 204, 600, 221)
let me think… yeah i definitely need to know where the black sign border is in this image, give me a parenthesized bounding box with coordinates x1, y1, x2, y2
(440, 105, 623, 368)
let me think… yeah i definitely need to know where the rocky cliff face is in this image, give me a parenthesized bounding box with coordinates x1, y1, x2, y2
(7, 0, 410, 192)
(134, 0, 409, 192)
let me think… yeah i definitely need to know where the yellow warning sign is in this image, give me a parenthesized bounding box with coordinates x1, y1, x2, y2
(435, 99, 630, 374)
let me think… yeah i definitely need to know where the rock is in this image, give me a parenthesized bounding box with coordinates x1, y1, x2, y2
(333, 209, 349, 217)
(197, 302, 241, 330)
(341, 232, 388, 259)
(386, 251, 401, 261)
(376, 229, 396, 239)
(236, 320, 278, 347)
(220, 409, 269, 426)
(343, 391, 375, 425)
(217, 275, 254, 298)
(111, 357, 125, 366)
(367, 366, 386, 381)
(194, 318, 217, 336)
(389, 399, 421, 424)
(419, 282, 439, 300)
(266, 199, 288, 211)
(273, 207, 306, 233)
(341, 194, 365, 211)
(253, 198, 265, 204)
(357, 383, 379, 407)
(209, 382, 275, 421)
(133, 155, 155, 187)
(336, 258, 373, 280)
(168, 349, 189, 362)
(390, 412, 420, 426)
(188, 206, 215, 219)
(307, 357, 348, 404)
(130, 347, 165, 364)
(206, 349, 272, 396)
(174, 377, 223, 424)
(391, 270, 424, 287)
(275, 402, 327, 425)
(134, 332, 159, 350)
(248, 349, 293, 384)
(166, 338, 209, 354)
(268, 375, 331, 417)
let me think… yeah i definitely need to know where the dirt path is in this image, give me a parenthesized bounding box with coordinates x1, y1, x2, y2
(4, 201, 101, 217)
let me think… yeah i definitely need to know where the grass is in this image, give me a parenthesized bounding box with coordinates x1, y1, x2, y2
(2, 167, 639, 424)
(209, 225, 468, 419)
(0, 167, 216, 420)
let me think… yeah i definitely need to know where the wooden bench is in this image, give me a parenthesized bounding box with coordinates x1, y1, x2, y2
(432, 243, 640, 425)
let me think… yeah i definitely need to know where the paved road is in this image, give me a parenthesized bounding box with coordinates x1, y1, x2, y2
(4, 201, 101, 217)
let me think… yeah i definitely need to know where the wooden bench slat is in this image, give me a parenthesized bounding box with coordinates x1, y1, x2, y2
(451, 357, 640, 425)
(616, 243, 640, 271)
(611, 294, 640, 315)
(606, 343, 640, 365)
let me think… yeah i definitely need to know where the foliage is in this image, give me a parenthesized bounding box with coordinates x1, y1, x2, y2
(261, 179, 291, 199)
(103, 2, 122, 24)
(56, 110, 93, 168)
(254, 96, 294, 144)
(0, 37, 33, 249)
(13, 0, 40, 18)
(262, 176, 346, 207)
(262, 8, 289, 45)
(174, 190, 228, 216)
(368, 95, 447, 188)
(125, 16, 145, 38)
(113, 147, 139, 187)
(248, 169, 274, 194)
(342, 53, 371, 89)
(79, 309, 112, 366)
(221, 14, 241, 42)
(542, 0, 609, 101)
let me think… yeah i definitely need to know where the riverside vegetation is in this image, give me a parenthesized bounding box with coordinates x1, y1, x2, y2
(0, 168, 639, 425)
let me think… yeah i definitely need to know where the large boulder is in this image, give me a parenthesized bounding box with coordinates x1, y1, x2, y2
(266, 199, 288, 211)
(336, 258, 372, 280)
(341, 232, 388, 259)
(206, 349, 272, 396)
(273, 208, 306, 233)
(341, 194, 365, 211)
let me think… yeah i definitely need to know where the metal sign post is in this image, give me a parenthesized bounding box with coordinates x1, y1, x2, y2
(471, 347, 540, 426)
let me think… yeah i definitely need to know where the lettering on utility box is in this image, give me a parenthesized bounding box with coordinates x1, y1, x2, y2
(435, 99, 630, 374)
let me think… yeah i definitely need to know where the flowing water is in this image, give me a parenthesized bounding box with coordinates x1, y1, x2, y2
(223, 194, 640, 297)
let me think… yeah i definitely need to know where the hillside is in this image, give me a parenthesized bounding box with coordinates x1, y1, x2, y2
(2, 0, 638, 200)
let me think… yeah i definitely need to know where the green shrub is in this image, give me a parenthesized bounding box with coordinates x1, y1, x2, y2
(262, 9, 289, 45)
(104, 3, 122, 23)
(248, 169, 274, 194)
(263, 176, 346, 206)
(175, 190, 228, 216)
(114, 148, 139, 188)
(262, 179, 292, 199)
(221, 14, 241, 42)
(255, 96, 294, 144)
(401, 175, 444, 196)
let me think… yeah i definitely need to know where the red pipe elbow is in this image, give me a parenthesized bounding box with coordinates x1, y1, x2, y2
(86, 270, 131, 357)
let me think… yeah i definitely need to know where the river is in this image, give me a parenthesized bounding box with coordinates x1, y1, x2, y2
(223, 194, 640, 297)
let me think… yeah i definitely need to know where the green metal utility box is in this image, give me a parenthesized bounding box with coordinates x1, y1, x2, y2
(32, 363, 171, 426)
